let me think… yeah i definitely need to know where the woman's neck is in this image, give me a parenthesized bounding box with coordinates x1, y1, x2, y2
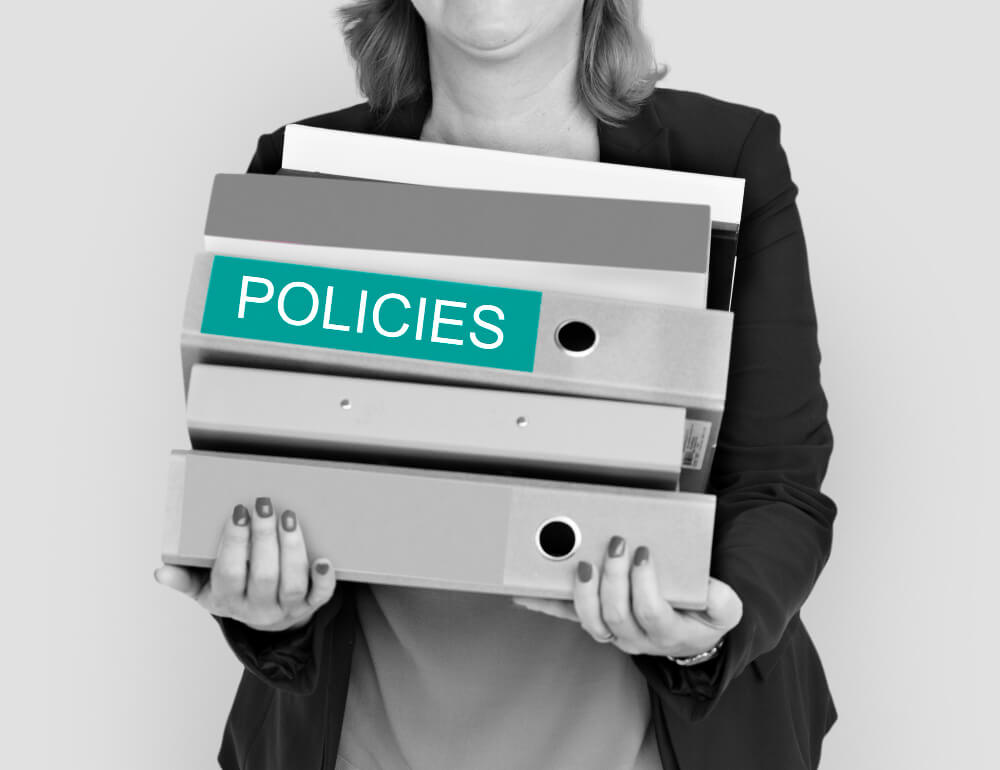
(418, 27, 599, 161)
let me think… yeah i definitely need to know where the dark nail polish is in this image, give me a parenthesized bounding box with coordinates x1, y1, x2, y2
(577, 561, 593, 583)
(232, 505, 250, 526)
(281, 510, 297, 532)
(633, 546, 649, 567)
(315, 561, 330, 575)
(255, 497, 273, 518)
(608, 536, 625, 558)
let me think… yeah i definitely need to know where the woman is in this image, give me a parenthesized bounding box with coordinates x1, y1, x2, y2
(155, 1, 838, 768)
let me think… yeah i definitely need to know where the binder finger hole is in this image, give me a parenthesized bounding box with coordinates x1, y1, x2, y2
(555, 320, 598, 357)
(536, 517, 581, 560)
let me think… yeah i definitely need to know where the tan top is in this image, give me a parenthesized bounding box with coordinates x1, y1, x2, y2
(335, 584, 668, 770)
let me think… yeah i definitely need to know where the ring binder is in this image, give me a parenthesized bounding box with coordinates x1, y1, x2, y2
(204, 173, 713, 307)
(183, 253, 732, 409)
(186, 364, 688, 488)
(163, 450, 716, 609)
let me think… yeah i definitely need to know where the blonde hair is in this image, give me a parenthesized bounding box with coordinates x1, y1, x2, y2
(337, 0, 667, 126)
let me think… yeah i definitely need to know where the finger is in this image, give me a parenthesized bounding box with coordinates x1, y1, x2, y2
(247, 496, 280, 607)
(599, 535, 645, 643)
(210, 504, 251, 602)
(629, 547, 683, 644)
(277, 509, 309, 610)
(573, 561, 615, 642)
(305, 559, 337, 609)
(511, 597, 579, 622)
(700, 577, 743, 631)
(154, 564, 209, 600)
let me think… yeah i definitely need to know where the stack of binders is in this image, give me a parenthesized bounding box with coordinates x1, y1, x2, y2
(162, 127, 745, 611)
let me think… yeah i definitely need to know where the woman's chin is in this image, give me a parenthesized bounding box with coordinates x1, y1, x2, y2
(445, 24, 534, 60)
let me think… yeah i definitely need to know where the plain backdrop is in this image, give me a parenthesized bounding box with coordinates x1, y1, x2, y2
(6, 1, 997, 768)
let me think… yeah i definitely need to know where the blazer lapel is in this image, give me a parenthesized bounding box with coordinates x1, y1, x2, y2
(598, 100, 672, 170)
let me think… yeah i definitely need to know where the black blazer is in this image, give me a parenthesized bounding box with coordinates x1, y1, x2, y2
(213, 87, 838, 770)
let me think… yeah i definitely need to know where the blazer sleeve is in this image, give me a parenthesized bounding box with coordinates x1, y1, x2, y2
(631, 110, 837, 720)
(213, 589, 348, 694)
(245, 130, 283, 175)
(210, 128, 350, 694)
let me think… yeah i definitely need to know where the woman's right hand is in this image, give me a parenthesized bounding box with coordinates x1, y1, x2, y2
(154, 496, 337, 632)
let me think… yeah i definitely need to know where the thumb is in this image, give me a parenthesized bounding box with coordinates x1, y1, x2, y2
(154, 564, 208, 599)
(702, 577, 743, 630)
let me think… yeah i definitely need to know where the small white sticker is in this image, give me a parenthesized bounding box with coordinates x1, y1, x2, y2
(682, 420, 712, 470)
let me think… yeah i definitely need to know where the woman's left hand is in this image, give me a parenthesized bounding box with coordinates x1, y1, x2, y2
(513, 536, 743, 658)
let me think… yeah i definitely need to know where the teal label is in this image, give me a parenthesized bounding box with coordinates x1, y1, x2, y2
(201, 256, 542, 372)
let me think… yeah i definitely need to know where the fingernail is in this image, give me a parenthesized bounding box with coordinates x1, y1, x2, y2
(315, 561, 330, 575)
(255, 497, 273, 518)
(633, 546, 649, 567)
(281, 510, 297, 532)
(577, 561, 593, 583)
(232, 504, 250, 526)
(608, 536, 625, 558)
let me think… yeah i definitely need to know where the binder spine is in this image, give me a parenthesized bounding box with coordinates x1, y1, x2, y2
(186, 364, 686, 488)
(205, 173, 712, 274)
(164, 450, 715, 609)
(280, 124, 745, 228)
(183, 253, 732, 411)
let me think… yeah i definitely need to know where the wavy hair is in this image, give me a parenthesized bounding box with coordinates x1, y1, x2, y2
(337, 0, 667, 126)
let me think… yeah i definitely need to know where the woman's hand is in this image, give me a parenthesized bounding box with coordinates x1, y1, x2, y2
(513, 536, 742, 658)
(154, 497, 337, 633)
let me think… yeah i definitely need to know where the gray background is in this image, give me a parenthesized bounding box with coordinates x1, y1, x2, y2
(6, 1, 996, 767)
